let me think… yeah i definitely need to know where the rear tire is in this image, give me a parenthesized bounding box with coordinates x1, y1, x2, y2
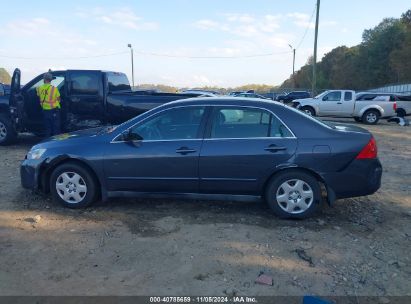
(265, 170, 321, 219)
(301, 106, 315, 116)
(50, 162, 98, 208)
(396, 108, 406, 118)
(362, 109, 380, 125)
(0, 114, 17, 146)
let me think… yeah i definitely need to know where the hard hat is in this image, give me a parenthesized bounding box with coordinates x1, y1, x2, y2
(43, 72, 53, 81)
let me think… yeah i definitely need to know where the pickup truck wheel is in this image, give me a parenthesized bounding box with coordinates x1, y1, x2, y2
(362, 109, 380, 125)
(301, 106, 315, 116)
(396, 108, 406, 118)
(265, 170, 321, 219)
(0, 114, 17, 146)
(50, 162, 98, 208)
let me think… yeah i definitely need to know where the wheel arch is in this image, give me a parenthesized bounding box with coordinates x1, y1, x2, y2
(359, 106, 383, 118)
(261, 166, 332, 204)
(40, 156, 103, 199)
(396, 107, 406, 117)
(300, 105, 317, 116)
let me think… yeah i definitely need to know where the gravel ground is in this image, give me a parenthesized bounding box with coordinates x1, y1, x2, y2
(0, 120, 410, 297)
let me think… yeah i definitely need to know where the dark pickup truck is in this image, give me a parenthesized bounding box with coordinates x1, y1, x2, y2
(0, 69, 196, 145)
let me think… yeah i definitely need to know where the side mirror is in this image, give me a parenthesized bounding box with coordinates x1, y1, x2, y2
(322, 96, 329, 101)
(121, 129, 142, 141)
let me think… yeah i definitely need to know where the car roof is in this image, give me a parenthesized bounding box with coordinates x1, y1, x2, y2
(165, 96, 281, 108)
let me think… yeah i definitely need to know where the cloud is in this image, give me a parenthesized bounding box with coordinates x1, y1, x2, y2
(77, 7, 159, 31)
(194, 13, 290, 52)
(287, 12, 314, 29)
(195, 14, 281, 37)
(195, 19, 220, 30)
(287, 12, 337, 29)
(2, 17, 98, 48)
(5, 18, 55, 36)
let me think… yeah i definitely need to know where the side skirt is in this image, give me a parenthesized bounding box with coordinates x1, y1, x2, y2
(106, 191, 263, 203)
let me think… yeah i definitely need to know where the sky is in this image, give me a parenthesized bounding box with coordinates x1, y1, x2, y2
(0, 0, 410, 87)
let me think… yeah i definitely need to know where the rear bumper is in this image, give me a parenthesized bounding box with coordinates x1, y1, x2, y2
(322, 158, 382, 200)
(20, 159, 43, 190)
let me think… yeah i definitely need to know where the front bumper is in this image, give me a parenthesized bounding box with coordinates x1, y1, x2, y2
(20, 159, 44, 190)
(322, 158, 382, 200)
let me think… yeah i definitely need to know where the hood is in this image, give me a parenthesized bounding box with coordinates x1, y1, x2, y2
(35, 126, 114, 149)
(293, 97, 315, 103)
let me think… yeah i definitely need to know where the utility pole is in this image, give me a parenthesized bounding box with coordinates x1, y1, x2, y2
(288, 44, 296, 88)
(127, 44, 135, 88)
(312, 0, 321, 96)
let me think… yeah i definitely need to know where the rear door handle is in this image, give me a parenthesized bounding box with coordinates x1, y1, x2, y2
(337, 102, 343, 104)
(71, 97, 80, 102)
(176, 147, 197, 155)
(264, 145, 287, 152)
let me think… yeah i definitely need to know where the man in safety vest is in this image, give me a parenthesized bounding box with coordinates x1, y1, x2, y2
(36, 72, 61, 137)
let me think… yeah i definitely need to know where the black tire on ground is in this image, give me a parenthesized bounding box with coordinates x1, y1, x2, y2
(0, 114, 17, 146)
(301, 106, 316, 116)
(362, 109, 380, 125)
(354, 117, 362, 122)
(50, 162, 98, 208)
(396, 108, 406, 118)
(265, 170, 321, 219)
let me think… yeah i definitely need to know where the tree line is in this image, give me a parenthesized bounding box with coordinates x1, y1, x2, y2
(281, 9, 411, 91)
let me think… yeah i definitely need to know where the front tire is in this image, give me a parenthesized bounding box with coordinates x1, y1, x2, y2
(0, 114, 17, 146)
(265, 170, 321, 219)
(362, 109, 380, 125)
(301, 106, 315, 116)
(50, 162, 98, 208)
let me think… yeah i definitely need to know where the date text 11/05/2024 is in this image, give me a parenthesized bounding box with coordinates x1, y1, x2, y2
(149, 297, 257, 303)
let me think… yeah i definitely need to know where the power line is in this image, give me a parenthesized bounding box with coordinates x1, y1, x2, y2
(134, 50, 291, 59)
(0, 51, 128, 60)
(295, 3, 317, 50)
(0, 49, 293, 61)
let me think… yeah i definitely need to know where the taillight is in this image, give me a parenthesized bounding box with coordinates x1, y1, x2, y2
(356, 137, 378, 159)
(393, 102, 397, 111)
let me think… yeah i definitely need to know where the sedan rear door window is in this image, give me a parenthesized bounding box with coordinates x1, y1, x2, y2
(210, 107, 293, 139)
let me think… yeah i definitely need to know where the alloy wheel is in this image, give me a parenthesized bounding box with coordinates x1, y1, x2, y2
(366, 112, 377, 123)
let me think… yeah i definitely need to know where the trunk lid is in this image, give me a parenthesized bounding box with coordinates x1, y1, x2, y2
(327, 121, 370, 134)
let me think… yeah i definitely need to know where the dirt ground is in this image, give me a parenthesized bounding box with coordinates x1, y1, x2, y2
(0, 119, 410, 297)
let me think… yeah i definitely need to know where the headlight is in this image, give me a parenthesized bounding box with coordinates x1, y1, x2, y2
(27, 148, 46, 160)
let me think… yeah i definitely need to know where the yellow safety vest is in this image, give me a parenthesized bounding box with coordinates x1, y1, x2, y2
(36, 83, 61, 110)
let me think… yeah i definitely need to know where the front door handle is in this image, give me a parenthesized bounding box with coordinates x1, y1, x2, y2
(264, 145, 287, 153)
(337, 102, 343, 104)
(176, 147, 197, 155)
(71, 97, 80, 102)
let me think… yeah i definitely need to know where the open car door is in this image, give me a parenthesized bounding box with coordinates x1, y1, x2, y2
(0, 69, 20, 145)
(9, 68, 23, 129)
